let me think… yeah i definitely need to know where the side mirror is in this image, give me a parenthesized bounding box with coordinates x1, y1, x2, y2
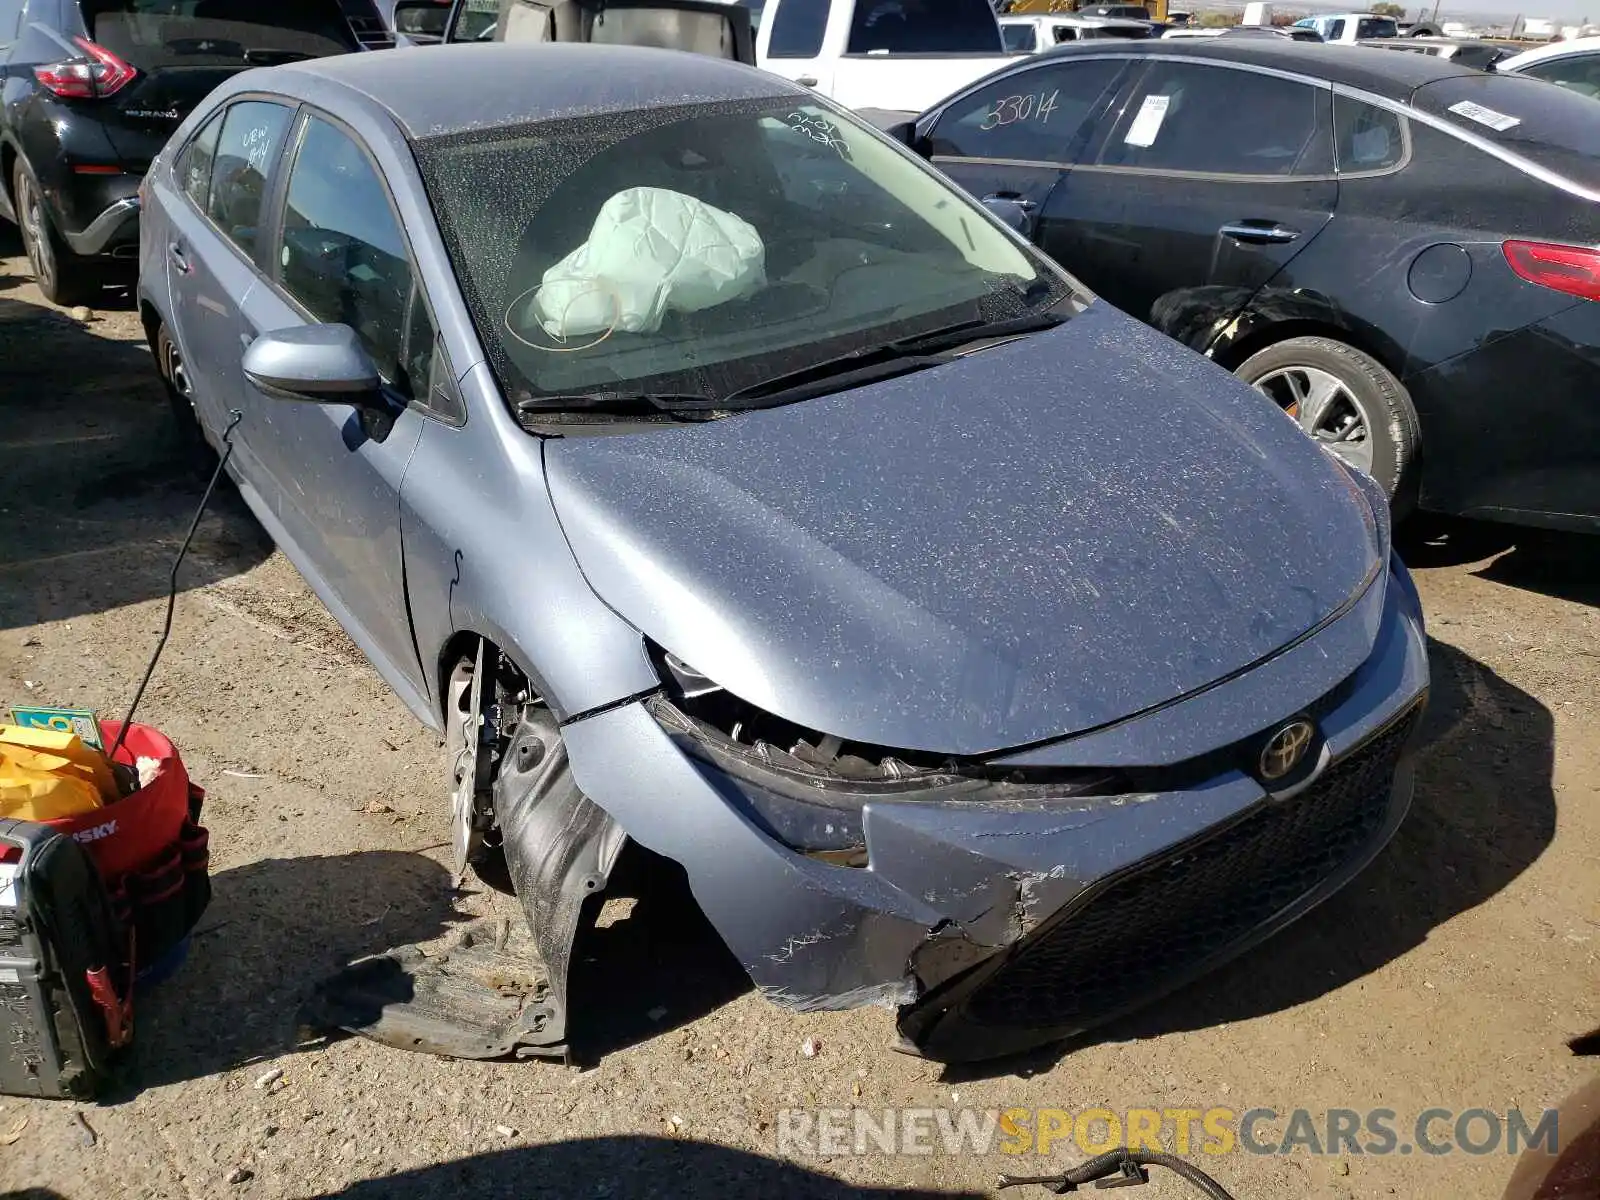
(982, 194, 1037, 235)
(392, 0, 451, 40)
(243, 325, 381, 405)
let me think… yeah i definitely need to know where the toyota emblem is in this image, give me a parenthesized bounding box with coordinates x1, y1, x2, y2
(1259, 719, 1316, 781)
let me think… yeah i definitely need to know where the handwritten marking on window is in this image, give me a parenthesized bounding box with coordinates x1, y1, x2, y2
(240, 124, 276, 173)
(978, 90, 1060, 131)
(785, 111, 852, 160)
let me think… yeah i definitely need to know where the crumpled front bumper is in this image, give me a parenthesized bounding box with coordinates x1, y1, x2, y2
(560, 558, 1429, 1062)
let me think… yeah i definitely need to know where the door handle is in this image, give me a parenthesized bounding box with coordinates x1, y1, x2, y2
(983, 193, 1037, 212)
(1220, 223, 1300, 244)
(168, 241, 191, 274)
(796, 75, 818, 86)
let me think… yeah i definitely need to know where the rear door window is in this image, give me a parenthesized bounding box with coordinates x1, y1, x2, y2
(1356, 17, 1397, 37)
(1098, 62, 1333, 176)
(205, 100, 294, 257)
(1332, 94, 1407, 173)
(1412, 74, 1600, 190)
(928, 58, 1125, 161)
(847, 0, 1003, 53)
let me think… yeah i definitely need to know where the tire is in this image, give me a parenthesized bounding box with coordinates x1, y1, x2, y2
(11, 159, 100, 308)
(155, 323, 216, 473)
(1234, 335, 1420, 511)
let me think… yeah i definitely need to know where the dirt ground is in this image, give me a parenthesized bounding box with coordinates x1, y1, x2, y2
(0, 245, 1595, 1200)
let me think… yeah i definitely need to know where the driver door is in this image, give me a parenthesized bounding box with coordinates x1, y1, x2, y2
(238, 109, 439, 700)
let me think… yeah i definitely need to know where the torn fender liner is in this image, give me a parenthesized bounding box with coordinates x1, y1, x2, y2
(494, 703, 628, 1055)
(300, 918, 555, 1059)
(301, 707, 626, 1061)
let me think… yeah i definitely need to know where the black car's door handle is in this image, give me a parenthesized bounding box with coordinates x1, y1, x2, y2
(168, 242, 191, 274)
(1220, 222, 1300, 245)
(983, 192, 1037, 212)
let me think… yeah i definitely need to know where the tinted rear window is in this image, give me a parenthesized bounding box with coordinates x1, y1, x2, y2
(1356, 17, 1398, 37)
(846, 0, 1003, 53)
(86, 0, 357, 67)
(1413, 74, 1600, 190)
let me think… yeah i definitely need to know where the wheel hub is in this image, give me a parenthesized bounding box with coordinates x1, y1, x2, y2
(1250, 364, 1375, 476)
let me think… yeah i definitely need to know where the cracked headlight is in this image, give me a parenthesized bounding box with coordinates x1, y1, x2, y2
(645, 645, 1117, 863)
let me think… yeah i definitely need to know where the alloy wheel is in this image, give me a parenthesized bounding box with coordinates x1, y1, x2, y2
(15, 171, 55, 295)
(1250, 364, 1376, 476)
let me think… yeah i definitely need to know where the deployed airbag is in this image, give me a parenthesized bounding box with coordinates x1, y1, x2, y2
(529, 187, 765, 338)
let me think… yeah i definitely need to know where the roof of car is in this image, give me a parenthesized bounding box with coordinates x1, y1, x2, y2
(1038, 36, 1481, 97)
(1500, 33, 1600, 70)
(262, 42, 802, 139)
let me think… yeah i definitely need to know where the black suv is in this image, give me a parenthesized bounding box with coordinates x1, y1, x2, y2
(0, 0, 361, 304)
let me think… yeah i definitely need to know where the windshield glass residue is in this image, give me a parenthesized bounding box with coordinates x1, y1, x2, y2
(414, 97, 1077, 411)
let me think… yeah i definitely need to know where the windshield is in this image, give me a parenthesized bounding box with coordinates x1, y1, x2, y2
(85, 0, 356, 66)
(415, 97, 1077, 409)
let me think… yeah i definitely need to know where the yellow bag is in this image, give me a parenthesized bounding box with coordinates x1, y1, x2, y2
(0, 725, 115, 819)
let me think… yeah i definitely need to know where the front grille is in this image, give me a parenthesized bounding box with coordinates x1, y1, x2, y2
(965, 706, 1422, 1029)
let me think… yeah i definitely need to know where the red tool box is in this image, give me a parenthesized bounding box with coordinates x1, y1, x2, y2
(0, 722, 210, 1098)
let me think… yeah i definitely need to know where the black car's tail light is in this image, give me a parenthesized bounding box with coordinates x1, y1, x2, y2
(34, 37, 137, 100)
(1503, 239, 1600, 303)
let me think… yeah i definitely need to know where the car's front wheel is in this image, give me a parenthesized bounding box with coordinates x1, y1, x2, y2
(1235, 335, 1420, 510)
(445, 652, 511, 891)
(12, 159, 99, 308)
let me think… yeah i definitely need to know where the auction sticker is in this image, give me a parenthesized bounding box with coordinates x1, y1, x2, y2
(1124, 94, 1171, 148)
(1447, 100, 1521, 132)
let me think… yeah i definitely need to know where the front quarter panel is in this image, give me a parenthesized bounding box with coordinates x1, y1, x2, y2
(400, 365, 659, 725)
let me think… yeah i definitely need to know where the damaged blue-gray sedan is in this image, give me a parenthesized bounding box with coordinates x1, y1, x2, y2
(139, 42, 1429, 1062)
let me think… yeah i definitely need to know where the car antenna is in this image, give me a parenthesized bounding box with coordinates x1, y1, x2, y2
(107, 409, 244, 763)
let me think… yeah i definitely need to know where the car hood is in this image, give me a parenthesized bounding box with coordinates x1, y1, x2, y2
(544, 303, 1382, 756)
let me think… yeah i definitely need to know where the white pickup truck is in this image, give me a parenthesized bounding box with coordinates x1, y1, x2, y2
(755, 0, 1015, 113)
(1290, 12, 1402, 42)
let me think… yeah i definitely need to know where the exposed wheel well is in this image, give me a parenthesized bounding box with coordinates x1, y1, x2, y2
(1210, 317, 1408, 386)
(0, 142, 16, 220)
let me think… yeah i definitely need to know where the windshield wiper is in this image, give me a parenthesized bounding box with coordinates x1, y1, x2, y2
(517, 391, 727, 417)
(714, 309, 1070, 410)
(882, 308, 1069, 357)
(515, 308, 1069, 421)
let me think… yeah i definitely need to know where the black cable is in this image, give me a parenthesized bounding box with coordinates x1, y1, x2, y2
(107, 409, 243, 763)
(998, 1148, 1239, 1198)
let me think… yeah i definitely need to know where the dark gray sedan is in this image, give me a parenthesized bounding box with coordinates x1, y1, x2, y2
(138, 42, 1428, 1062)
